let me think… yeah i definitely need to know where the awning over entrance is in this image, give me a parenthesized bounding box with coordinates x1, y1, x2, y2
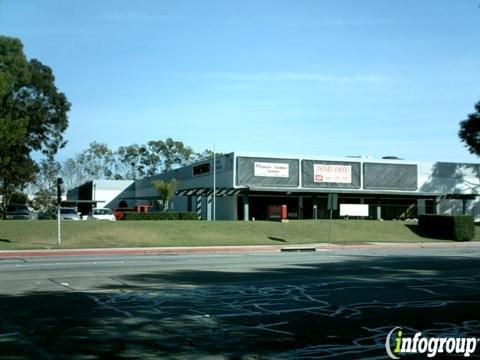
(245, 187, 447, 197)
(175, 186, 457, 198)
(61, 200, 105, 205)
(176, 188, 243, 197)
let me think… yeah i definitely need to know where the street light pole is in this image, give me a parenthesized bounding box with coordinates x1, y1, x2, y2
(56, 178, 63, 246)
(213, 145, 216, 221)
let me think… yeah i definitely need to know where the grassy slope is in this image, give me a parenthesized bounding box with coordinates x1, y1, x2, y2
(0, 220, 476, 250)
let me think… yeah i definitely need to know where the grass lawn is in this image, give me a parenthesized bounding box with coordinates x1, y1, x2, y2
(0, 219, 476, 250)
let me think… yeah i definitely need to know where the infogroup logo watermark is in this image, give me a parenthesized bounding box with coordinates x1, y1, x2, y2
(385, 327, 479, 358)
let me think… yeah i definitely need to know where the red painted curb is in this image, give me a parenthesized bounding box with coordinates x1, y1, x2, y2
(0, 245, 283, 258)
(0, 242, 478, 258)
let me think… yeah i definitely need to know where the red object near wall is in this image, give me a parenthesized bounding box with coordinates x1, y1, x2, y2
(113, 209, 125, 221)
(113, 205, 151, 220)
(136, 205, 151, 213)
(268, 205, 288, 220)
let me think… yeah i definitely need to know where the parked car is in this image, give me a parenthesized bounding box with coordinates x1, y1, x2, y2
(5, 204, 31, 220)
(88, 208, 116, 221)
(58, 207, 81, 220)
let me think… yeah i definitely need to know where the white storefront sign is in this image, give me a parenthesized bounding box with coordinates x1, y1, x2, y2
(254, 162, 289, 178)
(340, 204, 369, 217)
(314, 164, 352, 183)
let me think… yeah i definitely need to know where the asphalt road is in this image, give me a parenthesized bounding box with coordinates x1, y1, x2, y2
(0, 247, 480, 359)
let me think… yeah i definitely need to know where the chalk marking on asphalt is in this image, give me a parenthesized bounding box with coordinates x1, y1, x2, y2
(89, 294, 133, 317)
(213, 305, 337, 318)
(407, 286, 443, 296)
(63, 273, 480, 359)
(0, 313, 54, 360)
(252, 321, 295, 336)
(292, 285, 332, 303)
(0, 332, 19, 337)
(7, 255, 474, 358)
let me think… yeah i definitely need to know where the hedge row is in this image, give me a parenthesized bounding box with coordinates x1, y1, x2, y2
(123, 212, 199, 221)
(418, 215, 475, 241)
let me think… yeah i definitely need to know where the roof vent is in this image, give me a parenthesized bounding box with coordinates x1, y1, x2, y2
(382, 156, 403, 160)
(346, 155, 375, 159)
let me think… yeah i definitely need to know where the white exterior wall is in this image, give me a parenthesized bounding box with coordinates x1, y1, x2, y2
(418, 162, 480, 221)
(67, 180, 135, 208)
(418, 162, 480, 195)
(93, 180, 135, 208)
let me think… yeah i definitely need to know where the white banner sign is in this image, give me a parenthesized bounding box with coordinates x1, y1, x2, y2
(340, 204, 369, 217)
(254, 162, 289, 178)
(314, 164, 352, 183)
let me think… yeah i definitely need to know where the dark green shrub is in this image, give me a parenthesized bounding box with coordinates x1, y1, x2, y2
(418, 215, 475, 241)
(179, 212, 199, 220)
(452, 215, 476, 241)
(123, 212, 198, 221)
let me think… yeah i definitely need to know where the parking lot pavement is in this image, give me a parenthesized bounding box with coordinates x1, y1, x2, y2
(0, 248, 480, 359)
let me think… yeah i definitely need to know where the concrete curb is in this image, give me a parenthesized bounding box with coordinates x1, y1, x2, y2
(1, 241, 480, 258)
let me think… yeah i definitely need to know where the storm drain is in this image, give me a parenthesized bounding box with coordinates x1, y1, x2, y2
(280, 247, 317, 252)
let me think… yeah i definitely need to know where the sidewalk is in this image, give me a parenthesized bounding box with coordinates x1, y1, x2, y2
(1, 241, 479, 258)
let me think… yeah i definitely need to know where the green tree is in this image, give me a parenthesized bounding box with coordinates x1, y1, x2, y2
(192, 149, 223, 162)
(10, 191, 28, 205)
(148, 138, 194, 171)
(459, 101, 480, 155)
(29, 158, 60, 209)
(116, 144, 147, 180)
(58, 139, 216, 189)
(152, 179, 177, 211)
(32, 189, 56, 211)
(61, 158, 80, 190)
(0, 36, 70, 214)
(60, 143, 116, 189)
(82, 142, 115, 179)
(0, 147, 37, 211)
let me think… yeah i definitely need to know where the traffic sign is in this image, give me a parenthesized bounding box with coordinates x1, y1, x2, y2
(327, 193, 338, 210)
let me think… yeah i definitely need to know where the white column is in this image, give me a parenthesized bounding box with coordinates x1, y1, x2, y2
(243, 194, 249, 221)
(207, 194, 212, 221)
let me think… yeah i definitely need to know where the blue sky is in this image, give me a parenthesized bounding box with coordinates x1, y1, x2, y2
(1, 0, 479, 162)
